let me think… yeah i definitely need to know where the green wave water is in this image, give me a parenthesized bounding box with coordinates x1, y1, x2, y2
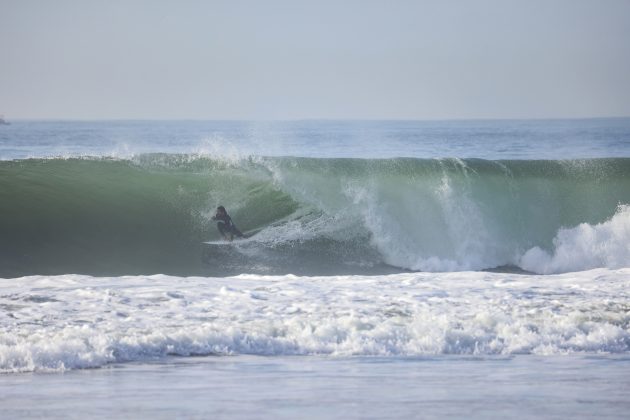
(1, 155, 629, 276)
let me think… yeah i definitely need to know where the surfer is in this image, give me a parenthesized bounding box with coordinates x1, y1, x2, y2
(211, 206, 245, 241)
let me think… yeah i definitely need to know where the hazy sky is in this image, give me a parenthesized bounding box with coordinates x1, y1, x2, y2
(1, 0, 629, 120)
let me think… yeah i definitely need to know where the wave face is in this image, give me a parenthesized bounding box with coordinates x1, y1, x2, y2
(1, 155, 630, 276)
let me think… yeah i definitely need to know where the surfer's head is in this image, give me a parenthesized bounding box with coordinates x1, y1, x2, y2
(216, 205, 226, 215)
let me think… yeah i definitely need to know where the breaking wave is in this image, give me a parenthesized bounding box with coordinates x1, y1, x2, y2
(1, 155, 629, 276)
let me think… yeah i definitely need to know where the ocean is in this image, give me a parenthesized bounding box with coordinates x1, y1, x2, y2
(1, 119, 630, 418)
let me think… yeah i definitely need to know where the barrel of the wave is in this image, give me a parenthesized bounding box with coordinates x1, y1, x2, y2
(0, 156, 295, 277)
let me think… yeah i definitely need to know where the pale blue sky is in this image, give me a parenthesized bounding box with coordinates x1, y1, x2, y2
(1, 0, 629, 120)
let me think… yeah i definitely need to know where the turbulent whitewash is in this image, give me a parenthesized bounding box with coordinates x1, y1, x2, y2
(2, 269, 629, 373)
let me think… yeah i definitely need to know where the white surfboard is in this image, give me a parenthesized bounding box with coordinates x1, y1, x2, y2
(203, 231, 261, 246)
(203, 237, 256, 246)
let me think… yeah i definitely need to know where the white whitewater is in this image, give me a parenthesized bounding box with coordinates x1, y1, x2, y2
(1, 268, 628, 373)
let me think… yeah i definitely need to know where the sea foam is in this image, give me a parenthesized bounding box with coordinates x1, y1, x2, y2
(1, 269, 629, 373)
(520, 205, 630, 274)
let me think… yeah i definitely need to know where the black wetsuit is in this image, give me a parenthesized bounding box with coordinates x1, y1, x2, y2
(212, 213, 244, 239)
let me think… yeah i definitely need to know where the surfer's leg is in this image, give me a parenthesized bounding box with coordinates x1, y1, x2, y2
(217, 222, 229, 239)
(231, 226, 245, 238)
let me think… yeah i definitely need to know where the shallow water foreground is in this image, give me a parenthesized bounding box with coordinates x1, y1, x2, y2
(2, 355, 629, 419)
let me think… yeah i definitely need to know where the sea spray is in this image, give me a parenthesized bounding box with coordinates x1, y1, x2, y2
(520, 205, 630, 273)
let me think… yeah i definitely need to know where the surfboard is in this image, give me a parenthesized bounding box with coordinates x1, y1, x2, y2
(203, 237, 256, 246)
(203, 229, 261, 246)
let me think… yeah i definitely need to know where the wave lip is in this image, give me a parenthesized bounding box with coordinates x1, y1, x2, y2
(2, 270, 629, 373)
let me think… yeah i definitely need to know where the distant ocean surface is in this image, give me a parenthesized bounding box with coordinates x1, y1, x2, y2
(1, 119, 630, 418)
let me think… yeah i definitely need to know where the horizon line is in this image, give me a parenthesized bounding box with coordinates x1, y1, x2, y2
(3, 115, 630, 123)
